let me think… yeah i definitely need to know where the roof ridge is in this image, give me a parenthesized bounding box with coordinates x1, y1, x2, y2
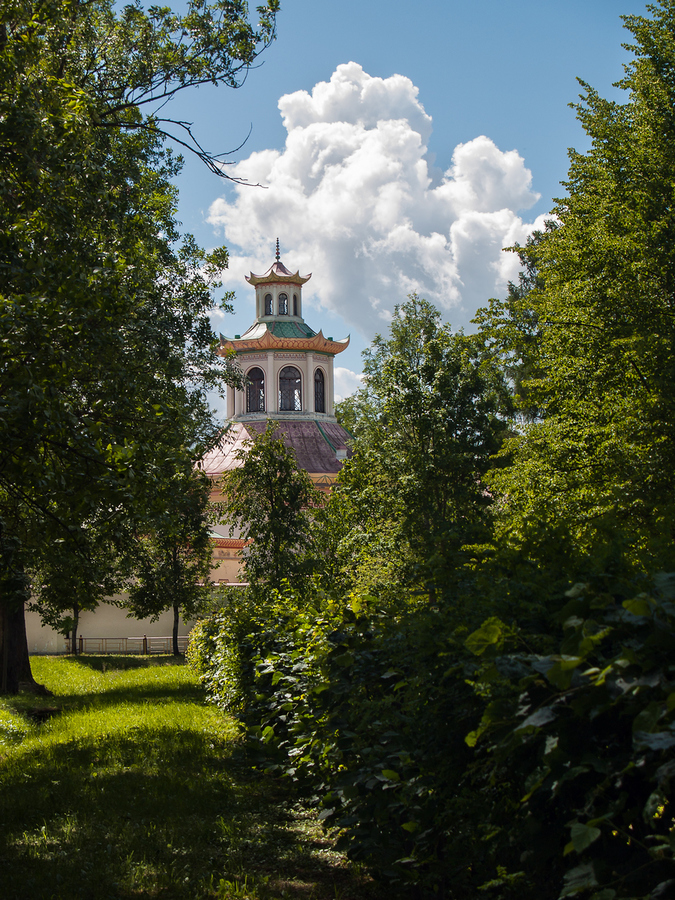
(315, 420, 337, 453)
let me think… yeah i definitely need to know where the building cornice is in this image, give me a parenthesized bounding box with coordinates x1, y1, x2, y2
(218, 330, 349, 355)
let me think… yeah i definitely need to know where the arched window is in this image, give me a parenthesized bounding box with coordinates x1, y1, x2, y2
(264, 293, 273, 316)
(314, 368, 325, 413)
(278, 292, 288, 315)
(293, 294, 298, 316)
(246, 367, 265, 413)
(279, 366, 301, 411)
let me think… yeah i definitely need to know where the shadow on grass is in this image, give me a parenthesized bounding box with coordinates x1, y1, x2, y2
(6, 657, 203, 716)
(67, 654, 187, 672)
(0, 660, 385, 900)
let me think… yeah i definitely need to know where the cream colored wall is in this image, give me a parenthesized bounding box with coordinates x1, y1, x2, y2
(256, 283, 303, 320)
(237, 351, 333, 418)
(25, 595, 195, 655)
(210, 551, 244, 583)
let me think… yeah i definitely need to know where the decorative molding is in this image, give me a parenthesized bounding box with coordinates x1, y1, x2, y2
(309, 473, 338, 485)
(219, 329, 349, 356)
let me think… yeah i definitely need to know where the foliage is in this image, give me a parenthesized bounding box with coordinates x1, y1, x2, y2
(192, 571, 675, 898)
(127, 468, 214, 655)
(476, 0, 675, 575)
(472, 229, 549, 426)
(218, 423, 319, 595)
(461, 574, 675, 900)
(328, 294, 510, 598)
(0, 0, 276, 688)
(190, 583, 493, 894)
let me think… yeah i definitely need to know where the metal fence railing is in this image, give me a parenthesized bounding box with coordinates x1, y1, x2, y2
(64, 635, 189, 655)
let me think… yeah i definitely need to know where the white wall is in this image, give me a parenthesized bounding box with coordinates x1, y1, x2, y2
(25, 597, 194, 655)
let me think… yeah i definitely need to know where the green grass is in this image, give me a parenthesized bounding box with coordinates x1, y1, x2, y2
(0, 656, 382, 900)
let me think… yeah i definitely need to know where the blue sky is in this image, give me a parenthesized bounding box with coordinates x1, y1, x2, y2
(165, 0, 647, 403)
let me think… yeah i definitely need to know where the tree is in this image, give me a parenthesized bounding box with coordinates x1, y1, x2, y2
(472, 229, 549, 427)
(29, 522, 132, 656)
(332, 295, 510, 598)
(127, 469, 213, 656)
(479, 1, 675, 577)
(0, 0, 277, 692)
(219, 423, 318, 595)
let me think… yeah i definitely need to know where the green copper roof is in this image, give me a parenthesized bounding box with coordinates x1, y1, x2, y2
(268, 321, 317, 339)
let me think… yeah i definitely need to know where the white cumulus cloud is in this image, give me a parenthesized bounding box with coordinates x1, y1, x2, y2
(334, 367, 364, 403)
(208, 62, 548, 338)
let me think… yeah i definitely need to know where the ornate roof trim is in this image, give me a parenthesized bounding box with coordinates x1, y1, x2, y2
(212, 538, 246, 549)
(246, 261, 311, 286)
(219, 329, 350, 355)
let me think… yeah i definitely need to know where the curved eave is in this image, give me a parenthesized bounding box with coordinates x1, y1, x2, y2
(246, 270, 311, 286)
(218, 331, 350, 355)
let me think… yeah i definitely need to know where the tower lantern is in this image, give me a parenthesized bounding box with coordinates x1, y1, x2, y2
(218, 245, 350, 426)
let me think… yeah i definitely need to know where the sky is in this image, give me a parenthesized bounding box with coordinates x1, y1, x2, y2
(164, 0, 649, 406)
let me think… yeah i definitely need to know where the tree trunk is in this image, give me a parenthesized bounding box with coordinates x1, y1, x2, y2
(0, 597, 48, 695)
(172, 600, 180, 656)
(71, 601, 79, 655)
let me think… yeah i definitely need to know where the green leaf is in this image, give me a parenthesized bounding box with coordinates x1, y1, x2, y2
(559, 862, 598, 897)
(465, 618, 507, 656)
(567, 822, 602, 854)
(516, 707, 556, 731)
(622, 596, 654, 618)
(634, 731, 675, 751)
(545, 657, 584, 690)
(332, 653, 354, 667)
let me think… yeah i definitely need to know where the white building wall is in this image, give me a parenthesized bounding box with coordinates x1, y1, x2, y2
(25, 598, 195, 655)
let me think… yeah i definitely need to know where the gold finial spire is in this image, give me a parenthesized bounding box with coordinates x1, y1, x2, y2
(275, 238, 280, 262)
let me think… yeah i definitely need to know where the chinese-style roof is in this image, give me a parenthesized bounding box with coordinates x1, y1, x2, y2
(199, 420, 352, 479)
(239, 320, 317, 340)
(245, 260, 311, 287)
(218, 324, 349, 355)
(268, 320, 317, 339)
(198, 423, 251, 476)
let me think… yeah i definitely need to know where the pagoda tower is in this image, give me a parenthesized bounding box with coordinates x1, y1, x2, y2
(220, 240, 350, 426)
(200, 245, 353, 582)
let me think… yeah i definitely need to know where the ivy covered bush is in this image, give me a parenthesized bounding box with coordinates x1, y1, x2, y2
(463, 574, 675, 900)
(190, 574, 675, 899)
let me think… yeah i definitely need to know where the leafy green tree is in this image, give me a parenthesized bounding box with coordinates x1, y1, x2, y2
(219, 423, 318, 595)
(331, 294, 510, 598)
(29, 523, 132, 656)
(127, 470, 213, 656)
(473, 230, 549, 426)
(480, 0, 675, 576)
(0, 0, 276, 692)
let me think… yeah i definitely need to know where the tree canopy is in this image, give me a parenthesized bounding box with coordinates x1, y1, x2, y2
(219, 423, 318, 595)
(333, 294, 510, 597)
(0, 0, 277, 692)
(127, 467, 213, 656)
(478, 0, 675, 576)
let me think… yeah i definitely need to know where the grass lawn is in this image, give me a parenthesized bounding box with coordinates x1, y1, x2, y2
(0, 656, 383, 900)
